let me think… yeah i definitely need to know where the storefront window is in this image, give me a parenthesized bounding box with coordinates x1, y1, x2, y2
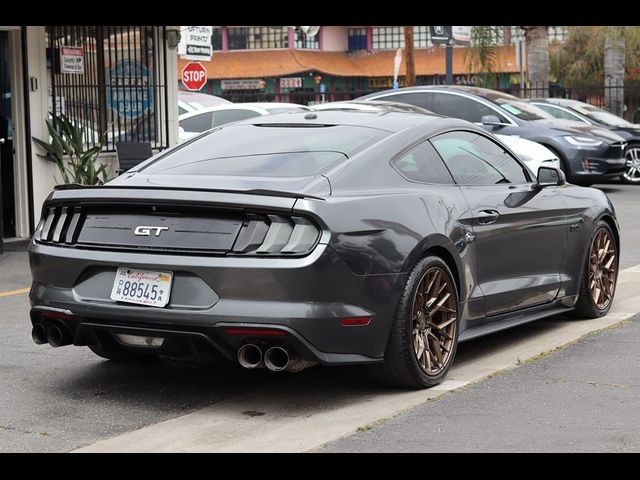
(372, 27, 404, 50)
(348, 28, 367, 51)
(294, 29, 319, 49)
(228, 27, 288, 50)
(211, 27, 223, 50)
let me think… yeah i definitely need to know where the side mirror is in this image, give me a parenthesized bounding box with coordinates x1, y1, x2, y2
(537, 166, 566, 187)
(481, 114, 505, 126)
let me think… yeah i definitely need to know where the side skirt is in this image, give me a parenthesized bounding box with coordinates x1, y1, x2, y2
(458, 302, 575, 343)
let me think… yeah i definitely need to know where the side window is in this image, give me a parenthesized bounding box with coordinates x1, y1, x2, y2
(377, 92, 428, 109)
(178, 106, 189, 115)
(392, 141, 455, 184)
(180, 112, 214, 133)
(212, 109, 262, 127)
(430, 131, 529, 185)
(536, 104, 584, 122)
(431, 93, 508, 124)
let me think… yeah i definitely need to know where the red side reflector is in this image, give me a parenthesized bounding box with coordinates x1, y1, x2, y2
(340, 317, 371, 327)
(224, 328, 286, 336)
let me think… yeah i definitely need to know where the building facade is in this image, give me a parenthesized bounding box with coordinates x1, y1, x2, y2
(178, 26, 537, 104)
(0, 26, 179, 244)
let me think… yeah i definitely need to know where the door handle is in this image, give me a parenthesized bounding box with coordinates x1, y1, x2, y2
(478, 209, 500, 225)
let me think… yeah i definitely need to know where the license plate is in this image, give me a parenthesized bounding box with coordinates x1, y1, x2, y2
(110, 268, 173, 307)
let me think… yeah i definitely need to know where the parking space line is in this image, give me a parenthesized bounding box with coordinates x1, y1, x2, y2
(0, 287, 30, 298)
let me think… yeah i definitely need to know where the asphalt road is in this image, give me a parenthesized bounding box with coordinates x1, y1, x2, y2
(321, 314, 640, 452)
(0, 182, 638, 452)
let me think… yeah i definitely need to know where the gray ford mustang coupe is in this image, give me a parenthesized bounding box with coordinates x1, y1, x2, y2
(28, 110, 620, 388)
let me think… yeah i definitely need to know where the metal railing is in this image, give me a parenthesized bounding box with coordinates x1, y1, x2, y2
(502, 79, 640, 122)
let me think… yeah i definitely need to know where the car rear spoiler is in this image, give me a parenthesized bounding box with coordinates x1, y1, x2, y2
(53, 183, 325, 201)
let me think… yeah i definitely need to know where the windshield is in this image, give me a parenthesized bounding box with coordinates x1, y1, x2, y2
(571, 104, 633, 127)
(141, 123, 389, 177)
(483, 91, 554, 120)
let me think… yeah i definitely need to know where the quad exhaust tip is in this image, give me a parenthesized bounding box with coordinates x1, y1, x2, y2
(264, 346, 316, 373)
(237, 344, 263, 369)
(31, 324, 47, 345)
(46, 325, 68, 347)
(264, 346, 290, 372)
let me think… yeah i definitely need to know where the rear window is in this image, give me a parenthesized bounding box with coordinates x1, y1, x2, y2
(141, 123, 388, 177)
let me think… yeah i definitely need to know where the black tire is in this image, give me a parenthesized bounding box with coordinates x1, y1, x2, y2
(371, 256, 460, 389)
(621, 143, 640, 185)
(570, 220, 619, 319)
(88, 343, 159, 362)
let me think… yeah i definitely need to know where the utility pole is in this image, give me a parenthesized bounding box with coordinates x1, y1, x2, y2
(404, 26, 416, 87)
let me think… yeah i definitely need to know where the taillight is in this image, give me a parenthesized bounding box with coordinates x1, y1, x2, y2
(232, 215, 320, 256)
(34, 205, 82, 245)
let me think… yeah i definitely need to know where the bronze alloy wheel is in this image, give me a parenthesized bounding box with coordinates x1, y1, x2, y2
(588, 227, 618, 310)
(411, 267, 457, 376)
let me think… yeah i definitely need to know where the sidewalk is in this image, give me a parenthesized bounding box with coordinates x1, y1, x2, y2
(320, 314, 640, 452)
(0, 250, 31, 293)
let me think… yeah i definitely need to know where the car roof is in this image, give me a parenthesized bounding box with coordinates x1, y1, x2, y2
(230, 109, 469, 134)
(178, 102, 309, 120)
(177, 90, 231, 106)
(528, 97, 592, 108)
(237, 102, 310, 110)
(360, 85, 522, 102)
(312, 100, 434, 114)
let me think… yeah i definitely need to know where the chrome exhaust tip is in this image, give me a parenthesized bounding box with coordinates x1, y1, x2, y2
(264, 346, 290, 372)
(237, 344, 263, 369)
(264, 346, 317, 373)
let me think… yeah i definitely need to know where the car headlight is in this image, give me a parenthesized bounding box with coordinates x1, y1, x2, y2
(563, 135, 603, 147)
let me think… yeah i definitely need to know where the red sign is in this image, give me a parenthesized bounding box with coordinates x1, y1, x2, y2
(181, 62, 208, 91)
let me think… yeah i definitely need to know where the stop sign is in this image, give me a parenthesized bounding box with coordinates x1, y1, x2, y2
(182, 62, 208, 91)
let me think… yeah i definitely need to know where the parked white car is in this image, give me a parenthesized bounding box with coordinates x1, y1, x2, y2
(177, 91, 231, 115)
(495, 134, 560, 175)
(178, 102, 310, 142)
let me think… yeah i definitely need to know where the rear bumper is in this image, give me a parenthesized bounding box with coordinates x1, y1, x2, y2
(29, 242, 403, 364)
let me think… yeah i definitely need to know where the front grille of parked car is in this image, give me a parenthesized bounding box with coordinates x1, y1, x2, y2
(34, 204, 320, 257)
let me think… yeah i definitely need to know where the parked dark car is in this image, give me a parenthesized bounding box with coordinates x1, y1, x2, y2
(528, 98, 640, 184)
(29, 111, 619, 388)
(358, 86, 628, 186)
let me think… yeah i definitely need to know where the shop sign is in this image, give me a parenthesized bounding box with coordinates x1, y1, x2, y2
(221, 79, 266, 90)
(369, 77, 405, 89)
(180, 26, 213, 61)
(280, 77, 303, 89)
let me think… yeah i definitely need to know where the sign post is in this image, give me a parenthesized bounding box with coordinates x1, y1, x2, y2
(181, 62, 208, 91)
(430, 26, 471, 85)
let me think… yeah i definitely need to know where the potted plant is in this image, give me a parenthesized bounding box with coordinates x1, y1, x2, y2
(33, 114, 111, 185)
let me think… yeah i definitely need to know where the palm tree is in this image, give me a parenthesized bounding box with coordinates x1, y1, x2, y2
(465, 26, 503, 89)
(604, 26, 625, 117)
(521, 26, 550, 97)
